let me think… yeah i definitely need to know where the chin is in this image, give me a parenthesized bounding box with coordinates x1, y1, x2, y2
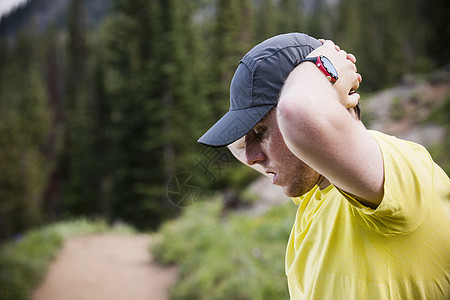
(282, 186, 300, 198)
(282, 184, 311, 198)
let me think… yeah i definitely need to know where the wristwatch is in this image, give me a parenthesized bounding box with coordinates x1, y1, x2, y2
(301, 55, 338, 84)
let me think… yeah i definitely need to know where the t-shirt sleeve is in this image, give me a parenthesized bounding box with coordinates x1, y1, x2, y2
(341, 131, 438, 234)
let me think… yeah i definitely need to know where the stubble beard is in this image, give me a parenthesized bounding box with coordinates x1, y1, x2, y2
(282, 170, 321, 198)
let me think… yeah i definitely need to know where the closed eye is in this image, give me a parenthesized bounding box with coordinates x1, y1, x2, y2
(254, 126, 267, 140)
(245, 124, 267, 146)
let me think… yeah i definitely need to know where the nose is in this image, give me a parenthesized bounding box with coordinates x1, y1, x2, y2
(245, 139, 266, 166)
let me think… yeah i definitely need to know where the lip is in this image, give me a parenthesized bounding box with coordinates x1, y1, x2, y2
(271, 173, 278, 184)
(265, 170, 278, 184)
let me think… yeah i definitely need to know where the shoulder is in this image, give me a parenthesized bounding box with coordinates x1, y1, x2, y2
(346, 130, 450, 233)
(369, 130, 430, 154)
(368, 130, 437, 179)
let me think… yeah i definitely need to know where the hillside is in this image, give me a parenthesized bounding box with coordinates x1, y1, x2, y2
(0, 0, 113, 44)
(360, 67, 450, 174)
(363, 68, 449, 143)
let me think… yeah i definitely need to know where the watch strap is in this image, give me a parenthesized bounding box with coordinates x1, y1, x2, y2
(298, 55, 338, 84)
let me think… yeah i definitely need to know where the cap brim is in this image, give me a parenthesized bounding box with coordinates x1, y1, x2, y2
(198, 104, 275, 147)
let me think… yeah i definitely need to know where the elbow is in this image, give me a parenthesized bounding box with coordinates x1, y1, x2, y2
(277, 89, 313, 124)
(277, 91, 317, 143)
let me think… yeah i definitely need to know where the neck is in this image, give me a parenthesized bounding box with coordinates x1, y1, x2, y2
(317, 175, 330, 190)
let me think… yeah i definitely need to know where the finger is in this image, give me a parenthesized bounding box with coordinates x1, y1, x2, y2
(319, 38, 325, 44)
(347, 53, 356, 63)
(339, 49, 347, 58)
(357, 73, 362, 83)
(344, 58, 357, 72)
(346, 93, 360, 108)
(335, 44, 341, 51)
(322, 40, 335, 47)
(344, 93, 360, 108)
(352, 74, 360, 91)
(351, 61, 357, 72)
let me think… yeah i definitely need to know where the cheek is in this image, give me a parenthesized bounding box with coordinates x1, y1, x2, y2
(266, 134, 297, 166)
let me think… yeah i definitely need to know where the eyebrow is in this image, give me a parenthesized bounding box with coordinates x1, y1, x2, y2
(252, 110, 271, 130)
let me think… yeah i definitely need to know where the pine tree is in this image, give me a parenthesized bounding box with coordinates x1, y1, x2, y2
(424, 0, 450, 66)
(277, 0, 305, 34)
(0, 33, 49, 239)
(95, 0, 209, 228)
(40, 31, 66, 220)
(255, 0, 278, 42)
(210, 0, 254, 117)
(63, 0, 99, 215)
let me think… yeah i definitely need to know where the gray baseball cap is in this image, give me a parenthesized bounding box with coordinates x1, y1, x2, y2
(198, 33, 321, 147)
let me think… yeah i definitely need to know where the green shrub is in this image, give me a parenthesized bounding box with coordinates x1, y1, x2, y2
(152, 197, 297, 300)
(427, 93, 450, 175)
(390, 95, 405, 120)
(0, 218, 136, 300)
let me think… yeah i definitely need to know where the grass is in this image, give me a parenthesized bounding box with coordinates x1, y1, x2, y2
(151, 196, 297, 300)
(0, 218, 136, 300)
(427, 93, 450, 175)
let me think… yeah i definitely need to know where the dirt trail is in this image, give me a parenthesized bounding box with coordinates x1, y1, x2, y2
(32, 234, 178, 300)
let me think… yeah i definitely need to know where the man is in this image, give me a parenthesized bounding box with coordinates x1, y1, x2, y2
(198, 33, 450, 299)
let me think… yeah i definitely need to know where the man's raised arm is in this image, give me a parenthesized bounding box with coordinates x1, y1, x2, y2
(277, 41, 384, 207)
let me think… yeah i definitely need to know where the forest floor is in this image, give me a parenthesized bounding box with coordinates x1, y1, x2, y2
(31, 233, 178, 300)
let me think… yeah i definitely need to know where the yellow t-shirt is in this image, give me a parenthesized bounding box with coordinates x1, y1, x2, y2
(286, 130, 450, 299)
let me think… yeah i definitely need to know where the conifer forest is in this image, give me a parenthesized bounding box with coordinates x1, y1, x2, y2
(0, 0, 448, 241)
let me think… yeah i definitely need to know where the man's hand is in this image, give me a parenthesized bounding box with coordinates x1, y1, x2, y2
(307, 40, 362, 109)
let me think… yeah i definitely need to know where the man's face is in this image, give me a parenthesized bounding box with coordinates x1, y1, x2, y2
(243, 108, 320, 197)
